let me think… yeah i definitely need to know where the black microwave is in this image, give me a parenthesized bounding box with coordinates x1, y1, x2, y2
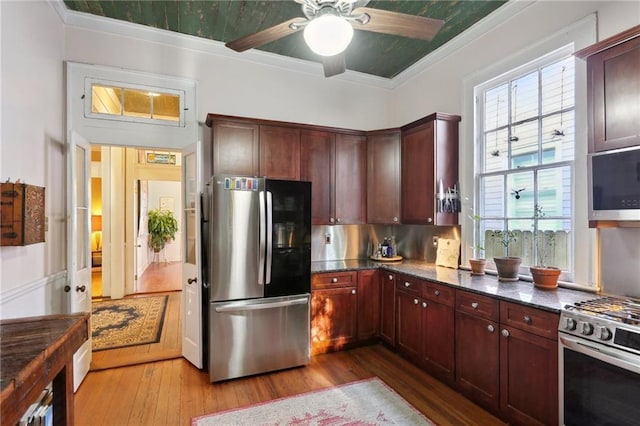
(588, 145, 640, 221)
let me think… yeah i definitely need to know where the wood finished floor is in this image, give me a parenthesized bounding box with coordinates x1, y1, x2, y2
(90, 291, 182, 371)
(92, 261, 182, 298)
(76, 344, 506, 426)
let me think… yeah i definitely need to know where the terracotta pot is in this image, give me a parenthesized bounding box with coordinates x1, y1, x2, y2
(530, 266, 561, 290)
(469, 259, 487, 275)
(493, 257, 522, 282)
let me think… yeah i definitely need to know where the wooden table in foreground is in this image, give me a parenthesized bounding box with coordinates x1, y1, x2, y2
(1, 313, 89, 426)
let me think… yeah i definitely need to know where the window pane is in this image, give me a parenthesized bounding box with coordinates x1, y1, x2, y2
(509, 219, 533, 259)
(153, 93, 180, 121)
(485, 84, 509, 131)
(511, 71, 539, 123)
(507, 172, 534, 218)
(511, 120, 540, 167)
(480, 175, 504, 218)
(542, 57, 575, 114)
(542, 110, 574, 163)
(124, 88, 152, 119)
(484, 128, 509, 172)
(91, 85, 122, 115)
(537, 166, 572, 217)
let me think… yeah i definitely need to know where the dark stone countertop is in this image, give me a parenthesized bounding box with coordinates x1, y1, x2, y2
(311, 259, 596, 313)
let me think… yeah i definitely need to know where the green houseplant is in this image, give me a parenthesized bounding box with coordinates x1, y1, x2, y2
(147, 208, 179, 252)
(530, 205, 560, 290)
(469, 215, 487, 275)
(491, 229, 521, 282)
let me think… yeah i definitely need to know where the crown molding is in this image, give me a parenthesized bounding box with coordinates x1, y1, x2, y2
(50, 0, 531, 90)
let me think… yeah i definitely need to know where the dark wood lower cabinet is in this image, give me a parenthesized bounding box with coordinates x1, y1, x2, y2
(379, 272, 396, 345)
(356, 269, 380, 341)
(455, 310, 501, 415)
(311, 286, 357, 355)
(422, 299, 455, 385)
(395, 289, 422, 364)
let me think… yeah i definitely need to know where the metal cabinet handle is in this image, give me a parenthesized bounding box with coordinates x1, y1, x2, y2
(332, 277, 338, 283)
(393, 217, 398, 222)
(524, 315, 532, 324)
(471, 302, 479, 309)
(388, 275, 393, 280)
(413, 299, 419, 305)
(330, 217, 335, 223)
(188, 277, 197, 284)
(351, 289, 356, 295)
(76, 285, 86, 293)
(487, 324, 495, 332)
(64, 285, 71, 293)
(422, 302, 428, 308)
(502, 329, 510, 337)
(428, 217, 433, 223)
(336, 218, 342, 223)
(434, 290, 440, 296)
(405, 282, 411, 287)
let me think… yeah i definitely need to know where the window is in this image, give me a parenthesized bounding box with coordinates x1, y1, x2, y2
(85, 79, 184, 127)
(475, 54, 575, 278)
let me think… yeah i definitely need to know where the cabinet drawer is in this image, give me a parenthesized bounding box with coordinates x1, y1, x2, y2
(423, 281, 454, 306)
(455, 290, 499, 321)
(395, 274, 421, 296)
(312, 271, 357, 289)
(500, 301, 559, 340)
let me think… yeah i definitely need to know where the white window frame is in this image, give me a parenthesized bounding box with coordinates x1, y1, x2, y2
(475, 49, 576, 281)
(460, 15, 598, 291)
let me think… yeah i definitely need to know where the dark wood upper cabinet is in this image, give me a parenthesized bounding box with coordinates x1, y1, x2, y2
(210, 119, 259, 176)
(401, 113, 461, 225)
(367, 129, 401, 224)
(576, 25, 640, 152)
(335, 133, 367, 225)
(259, 125, 301, 180)
(301, 131, 366, 225)
(301, 130, 335, 225)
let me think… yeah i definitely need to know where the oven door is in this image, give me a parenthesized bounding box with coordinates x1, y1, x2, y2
(559, 334, 640, 426)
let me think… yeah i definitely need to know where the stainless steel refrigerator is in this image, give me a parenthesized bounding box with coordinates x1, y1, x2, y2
(205, 175, 311, 382)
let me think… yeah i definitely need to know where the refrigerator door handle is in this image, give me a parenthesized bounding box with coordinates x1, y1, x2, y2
(214, 297, 309, 313)
(265, 191, 273, 284)
(258, 191, 266, 285)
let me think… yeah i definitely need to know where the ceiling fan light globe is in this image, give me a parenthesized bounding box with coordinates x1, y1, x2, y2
(303, 15, 353, 57)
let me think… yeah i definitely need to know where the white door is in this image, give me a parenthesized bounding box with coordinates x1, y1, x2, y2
(67, 131, 92, 390)
(182, 142, 203, 368)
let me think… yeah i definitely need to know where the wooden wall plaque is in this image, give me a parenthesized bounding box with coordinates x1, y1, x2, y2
(1, 183, 45, 246)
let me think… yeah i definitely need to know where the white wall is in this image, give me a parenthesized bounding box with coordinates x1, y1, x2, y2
(0, 1, 66, 318)
(147, 180, 182, 263)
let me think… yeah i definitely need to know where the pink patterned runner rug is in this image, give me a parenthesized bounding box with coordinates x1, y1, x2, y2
(192, 377, 435, 425)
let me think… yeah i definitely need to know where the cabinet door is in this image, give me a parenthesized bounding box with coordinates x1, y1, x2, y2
(401, 122, 435, 224)
(301, 130, 334, 225)
(335, 133, 367, 224)
(212, 120, 259, 176)
(500, 326, 558, 426)
(311, 287, 357, 355)
(422, 300, 455, 385)
(379, 272, 396, 345)
(588, 34, 640, 151)
(455, 310, 500, 414)
(396, 289, 422, 364)
(367, 130, 401, 224)
(260, 125, 301, 180)
(357, 269, 380, 341)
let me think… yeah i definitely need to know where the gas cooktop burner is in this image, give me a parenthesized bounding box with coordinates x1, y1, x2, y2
(566, 296, 640, 326)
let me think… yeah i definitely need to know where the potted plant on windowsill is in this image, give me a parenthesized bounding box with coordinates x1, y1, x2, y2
(530, 205, 561, 290)
(491, 229, 521, 282)
(468, 215, 487, 275)
(147, 208, 179, 253)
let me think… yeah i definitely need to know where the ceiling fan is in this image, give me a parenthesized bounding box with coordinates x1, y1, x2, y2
(225, 0, 445, 77)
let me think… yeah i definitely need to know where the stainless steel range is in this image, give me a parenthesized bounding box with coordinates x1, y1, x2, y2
(559, 296, 640, 426)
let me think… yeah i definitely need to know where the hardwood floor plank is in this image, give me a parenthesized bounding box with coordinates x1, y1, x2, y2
(76, 345, 506, 426)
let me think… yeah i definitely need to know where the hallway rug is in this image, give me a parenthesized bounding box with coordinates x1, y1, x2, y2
(191, 377, 434, 425)
(91, 295, 168, 351)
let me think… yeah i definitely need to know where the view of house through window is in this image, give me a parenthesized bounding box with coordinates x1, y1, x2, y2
(90, 84, 181, 124)
(476, 55, 575, 275)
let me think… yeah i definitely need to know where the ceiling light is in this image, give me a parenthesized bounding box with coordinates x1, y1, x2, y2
(303, 14, 354, 57)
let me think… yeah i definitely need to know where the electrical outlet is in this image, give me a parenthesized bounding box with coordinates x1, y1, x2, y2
(433, 236, 439, 247)
(325, 234, 332, 244)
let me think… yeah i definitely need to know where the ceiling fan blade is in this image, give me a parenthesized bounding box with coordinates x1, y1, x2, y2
(225, 18, 306, 52)
(351, 7, 444, 40)
(323, 53, 346, 77)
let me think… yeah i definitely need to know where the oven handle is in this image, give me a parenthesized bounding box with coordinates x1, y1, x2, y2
(560, 334, 640, 374)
